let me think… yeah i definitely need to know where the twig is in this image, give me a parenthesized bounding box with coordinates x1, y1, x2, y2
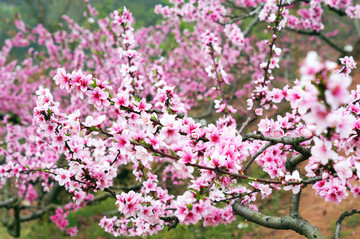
(243, 142, 274, 173)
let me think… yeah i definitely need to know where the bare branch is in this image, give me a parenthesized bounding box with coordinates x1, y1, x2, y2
(0, 197, 17, 208)
(232, 200, 326, 239)
(285, 28, 346, 55)
(243, 16, 260, 37)
(243, 142, 274, 173)
(160, 214, 179, 231)
(290, 189, 301, 217)
(187, 162, 321, 185)
(243, 133, 311, 156)
(334, 209, 360, 239)
(20, 204, 57, 222)
(286, 153, 310, 172)
(239, 116, 256, 134)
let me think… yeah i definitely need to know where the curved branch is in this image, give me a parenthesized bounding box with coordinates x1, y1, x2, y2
(243, 142, 274, 173)
(285, 28, 346, 55)
(232, 200, 325, 239)
(0, 197, 17, 208)
(243, 133, 311, 156)
(286, 153, 310, 172)
(334, 209, 360, 239)
(20, 204, 57, 222)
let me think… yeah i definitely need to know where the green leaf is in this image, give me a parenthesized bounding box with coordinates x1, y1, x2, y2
(166, 107, 174, 114)
(93, 49, 102, 55)
(169, 149, 178, 158)
(215, 181, 222, 189)
(138, 139, 150, 148)
(134, 95, 141, 102)
(151, 114, 158, 121)
(106, 89, 113, 98)
(90, 80, 97, 88)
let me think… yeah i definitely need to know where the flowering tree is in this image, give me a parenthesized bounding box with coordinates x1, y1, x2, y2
(1, 0, 360, 238)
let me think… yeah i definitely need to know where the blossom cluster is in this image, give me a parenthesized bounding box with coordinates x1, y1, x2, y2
(1, 0, 360, 238)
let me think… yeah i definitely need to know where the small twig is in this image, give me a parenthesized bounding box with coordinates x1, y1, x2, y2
(239, 116, 252, 134)
(110, 150, 121, 166)
(243, 142, 274, 173)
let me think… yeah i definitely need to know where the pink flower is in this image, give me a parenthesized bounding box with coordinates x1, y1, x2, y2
(66, 227, 78, 237)
(325, 74, 351, 109)
(55, 169, 71, 186)
(112, 92, 129, 107)
(310, 137, 337, 165)
(116, 191, 143, 217)
(334, 160, 353, 184)
(87, 87, 110, 109)
(340, 56, 357, 71)
(54, 68, 71, 91)
(178, 148, 197, 164)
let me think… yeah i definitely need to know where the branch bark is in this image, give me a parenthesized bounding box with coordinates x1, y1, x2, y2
(334, 209, 360, 239)
(243, 142, 274, 173)
(290, 189, 301, 217)
(243, 133, 311, 156)
(232, 200, 325, 239)
(285, 28, 346, 55)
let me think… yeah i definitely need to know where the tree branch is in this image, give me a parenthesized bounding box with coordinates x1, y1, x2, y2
(232, 200, 326, 239)
(243, 142, 274, 173)
(334, 209, 360, 239)
(285, 28, 346, 55)
(160, 214, 179, 231)
(0, 197, 17, 208)
(290, 189, 301, 217)
(285, 153, 310, 172)
(243, 133, 311, 156)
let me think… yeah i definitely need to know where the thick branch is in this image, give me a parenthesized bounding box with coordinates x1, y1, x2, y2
(244, 133, 311, 156)
(334, 209, 360, 239)
(290, 189, 301, 217)
(0, 197, 17, 208)
(232, 200, 325, 239)
(20, 204, 57, 222)
(160, 214, 179, 231)
(286, 153, 310, 172)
